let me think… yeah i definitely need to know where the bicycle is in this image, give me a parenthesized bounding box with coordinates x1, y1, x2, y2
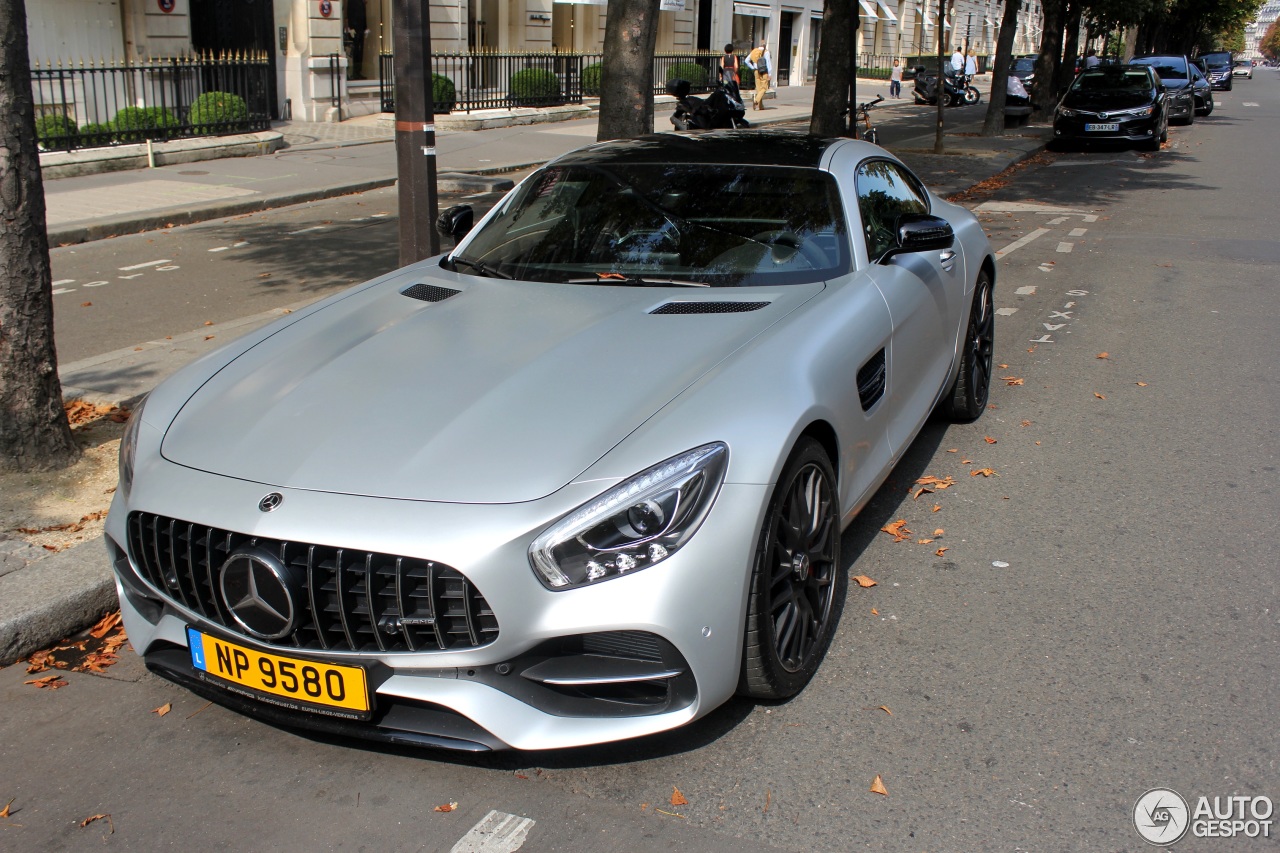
(850, 95, 885, 145)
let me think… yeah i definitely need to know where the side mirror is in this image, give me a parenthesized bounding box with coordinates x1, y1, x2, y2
(878, 213, 954, 263)
(436, 205, 474, 244)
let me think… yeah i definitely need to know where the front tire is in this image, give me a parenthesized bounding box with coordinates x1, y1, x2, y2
(964, 86, 981, 105)
(739, 438, 845, 700)
(939, 270, 994, 422)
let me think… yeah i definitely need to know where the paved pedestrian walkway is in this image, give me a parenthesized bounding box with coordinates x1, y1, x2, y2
(3, 76, 1052, 666)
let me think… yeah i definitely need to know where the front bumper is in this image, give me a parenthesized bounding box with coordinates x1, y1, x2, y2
(107, 457, 770, 750)
(1053, 113, 1161, 144)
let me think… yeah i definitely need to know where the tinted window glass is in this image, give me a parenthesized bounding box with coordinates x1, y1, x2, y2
(1073, 70, 1153, 93)
(455, 164, 850, 286)
(1132, 57, 1188, 80)
(855, 160, 930, 261)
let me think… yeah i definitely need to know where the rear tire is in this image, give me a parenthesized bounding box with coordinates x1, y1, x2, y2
(739, 438, 845, 700)
(939, 270, 994, 423)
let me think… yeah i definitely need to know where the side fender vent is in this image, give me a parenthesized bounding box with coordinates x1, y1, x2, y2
(650, 301, 771, 315)
(857, 348, 886, 411)
(402, 283, 461, 303)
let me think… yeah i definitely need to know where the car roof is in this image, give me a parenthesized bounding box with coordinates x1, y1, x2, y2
(554, 131, 841, 169)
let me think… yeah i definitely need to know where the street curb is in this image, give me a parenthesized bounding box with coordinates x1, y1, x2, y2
(0, 541, 117, 666)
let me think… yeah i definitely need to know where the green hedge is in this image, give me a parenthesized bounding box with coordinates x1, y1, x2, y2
(112, 106, 178, 143)
(666, 62, 709, 88)
(432, 73, 456, 113)
(35, 113, 77, 148)
(78, 122, 114, 146)
(508, 68, 562, 106)
(582, 62, 603, 97)
(188, 91, 248, 133)
(739, 65, 756, 88)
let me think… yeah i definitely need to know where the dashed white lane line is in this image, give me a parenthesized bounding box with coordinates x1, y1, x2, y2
(995, 227, 1050, 258)
(1243, 102, 1259, 107)
(996, 307, 1018, 315)
(1069, 227, 1087, 237)
(286, 226, 327, 235)
(208, 247, 230, 252)
(119, 259, 172, 271)
(450, 811, 536, 853)
(1015, 286, 1037, 295)
(52, 279, 75, 287)
(1056, 242, 1074, 253)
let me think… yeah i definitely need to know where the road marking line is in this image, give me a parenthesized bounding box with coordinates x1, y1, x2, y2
(286, 226, 327, 235)
(52, 288, 75, 295)
(1069, 228, 1087, 237)
(53, 279, 75, 286)
(1056, 242, 1073, 253)
(233, 241, 250, 247)
(450, 811, 536, 853)
(1243, 102, 1259, 106)
(1015, 286, 1036, 295)
(1029, 334, 1054, 343)
(1038, 264, 1054, 272)
(1043, 323, 1066, 331)
(117, 274, 144, 280)
(209, 246, 230, 253)
(996, 307, 1018, 315)
(995, 227, 1050, 258)
(1082, 214, 1098, 222)
(119, 259, 172, 271)
(83, 281, 109, 287)
(1049, 310, 1073, 319)
(371, 213, 390, 218)
(1046, 216, 1068, 225)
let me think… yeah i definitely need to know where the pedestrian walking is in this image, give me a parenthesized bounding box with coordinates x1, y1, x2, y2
(889, 59, 902, 98)
(746, 39, 772, 110)
(720, 43, 743, 105)
(951, 46, 965, 73)
(964, 51, 977, 78)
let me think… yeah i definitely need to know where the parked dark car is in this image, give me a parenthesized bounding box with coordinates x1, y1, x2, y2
(1194, 51, 1234, 90)
(1010, 56, 1036, 86)
(1052, 65, 1169, 151)
(1130, 55, 1211, 122)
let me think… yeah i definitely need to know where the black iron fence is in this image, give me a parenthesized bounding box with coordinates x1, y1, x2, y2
(30, 53, 272, 153)
(379, 51, 732, 114)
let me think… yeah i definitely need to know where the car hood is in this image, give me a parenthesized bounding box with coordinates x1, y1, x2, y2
(161, 273, 820, 503)
(1062, 91, 1154, 111)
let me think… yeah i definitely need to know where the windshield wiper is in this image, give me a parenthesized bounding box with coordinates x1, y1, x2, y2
(565, 275, 710, 287)
(447, 255, 513, 279)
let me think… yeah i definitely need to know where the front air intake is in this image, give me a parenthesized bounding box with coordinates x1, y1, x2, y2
(402, 283, 461, 303)
(650, 301, 770, 315)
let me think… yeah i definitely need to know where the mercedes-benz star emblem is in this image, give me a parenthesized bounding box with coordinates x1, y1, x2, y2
(258, 492, 283, 512)
(219, 547, 297, 640)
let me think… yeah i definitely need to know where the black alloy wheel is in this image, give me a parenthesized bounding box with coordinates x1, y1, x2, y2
(940, 270, 994, 422)
(739, 438, 846, 699)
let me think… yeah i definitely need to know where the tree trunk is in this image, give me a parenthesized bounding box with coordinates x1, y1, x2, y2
(0, 0, 78, 472)
(596, 0, 660, 142)
(809, 0, 853, 137)
(934, 0, 951, 154)
(1029, 0, 1066, 123)
(981, 0, 1022, 136)
(1055, 0, 1082, 94)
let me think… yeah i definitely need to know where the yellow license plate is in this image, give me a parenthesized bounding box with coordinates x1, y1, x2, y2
(187, 628, 371, 718)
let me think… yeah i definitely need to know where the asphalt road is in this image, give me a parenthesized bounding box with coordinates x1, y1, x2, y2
(5, 74, 1278, 851)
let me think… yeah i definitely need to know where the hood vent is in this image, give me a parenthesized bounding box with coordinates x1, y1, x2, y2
(857, 348, 886, 411)
(402, 283, 461, 303)
(651, 301, 771, 315)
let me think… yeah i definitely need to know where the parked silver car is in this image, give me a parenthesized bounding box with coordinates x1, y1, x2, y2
(109, 132, 996, 751)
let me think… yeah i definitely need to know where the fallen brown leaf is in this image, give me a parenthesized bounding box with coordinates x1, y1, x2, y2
(853, 575, 878, 588)
(870, 775, 888, 796)
(152, 703, 172, 717)
(1094, 392, 1105, 399)
(917, 538, 934, 545)
(935, 547, 949, 557)
(763, 790, 771, 813)
(970, 468, 996, 477)
(1096, 352, 1109, 359)
(916, 475, 956, 489)
(80, 301, 93, 307)
(1002, 376, 1024, 386)
(203, 320, 213, 326)
(1137, 381, 1148, 387)
(204, 335, 216, 341)
(934, 529, 944, 536)
(870, 608, 879, 616)
(0, 797, 14, 819)
(984, 436, 997, 444)
(89, 611, 122, 638)
(1020, 419, 1032, 427)
(912, 486, 933, 500)
(931, 504, 941, 513)
(80, 813, 112, 831)
(880, 520, 912, 542)
(433, 802, 458, 813)
(878, 706, 893, 716)
(671, 786, 688, 806)
(25, 675, 68, 689)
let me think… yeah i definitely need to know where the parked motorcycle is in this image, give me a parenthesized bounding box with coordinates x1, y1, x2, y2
(667, 79, 750, 130)
(911, 66, 964, 107)
(955, 71, 982, 105)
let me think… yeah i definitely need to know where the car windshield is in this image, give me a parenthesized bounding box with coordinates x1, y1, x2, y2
(1234, 59, 1250, 66)
(1132, 57, 1187, 80)
(1012, 58, 1035, 73)
(1072, 70, 1152, 92)
(450, 163, 851, 287)
(1201, 52, 1231, 68)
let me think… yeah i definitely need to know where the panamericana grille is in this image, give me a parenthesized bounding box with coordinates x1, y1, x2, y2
(127, 512, 498, 653)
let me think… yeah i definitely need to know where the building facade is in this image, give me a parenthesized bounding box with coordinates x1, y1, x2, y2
(26, 0, 1046, 123)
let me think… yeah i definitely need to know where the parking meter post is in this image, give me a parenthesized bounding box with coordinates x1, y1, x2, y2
(393, 0, 440, 265)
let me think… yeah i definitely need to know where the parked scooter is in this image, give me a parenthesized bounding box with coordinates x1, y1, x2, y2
(911, 66, 964, 107)
(667, 79, 750, 130)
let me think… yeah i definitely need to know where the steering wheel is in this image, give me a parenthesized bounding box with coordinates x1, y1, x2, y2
(751, 230, 827, 267)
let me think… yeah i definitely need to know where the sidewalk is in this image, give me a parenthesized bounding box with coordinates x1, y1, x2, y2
(1, 79, 1052, 666)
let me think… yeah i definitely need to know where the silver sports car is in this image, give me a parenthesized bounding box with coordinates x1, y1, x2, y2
(108, 132, 995, 751)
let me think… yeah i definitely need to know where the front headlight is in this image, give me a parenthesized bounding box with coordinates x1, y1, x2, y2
(117, 394, 147, 498)
(529, 442, 729, 590)
(1057, 107, 1078, 118)
(1120, 106, 1156, 118)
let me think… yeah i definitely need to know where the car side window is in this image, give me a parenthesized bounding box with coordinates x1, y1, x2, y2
(854, 160, 930, 261)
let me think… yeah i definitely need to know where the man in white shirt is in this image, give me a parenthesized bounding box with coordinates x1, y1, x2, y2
(746, 39, 772, 111)
(951, 46, 965, 73)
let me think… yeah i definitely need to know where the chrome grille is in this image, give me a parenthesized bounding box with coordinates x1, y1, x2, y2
(127, 512, 499, 653)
